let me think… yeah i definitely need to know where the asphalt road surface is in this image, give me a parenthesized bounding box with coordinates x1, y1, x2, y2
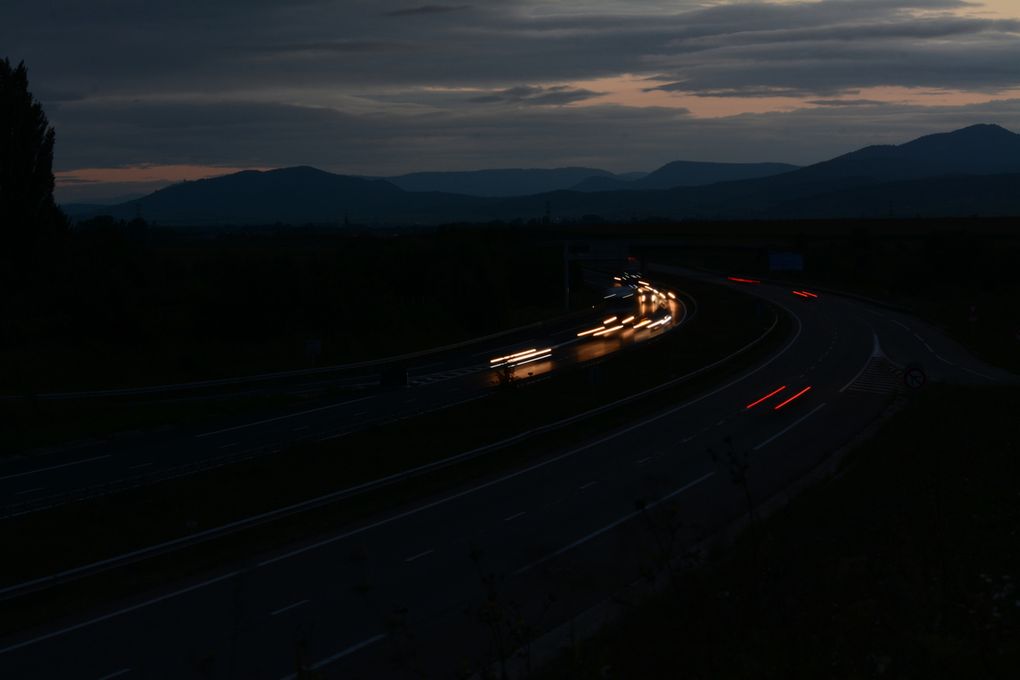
(0, 267, 1012, 678)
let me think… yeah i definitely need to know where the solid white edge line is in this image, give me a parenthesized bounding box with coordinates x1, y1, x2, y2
(270, 599, 309, 617)
(403, 549, 434, 563)
(0, 455, 112, 483)
(752, 403, 828, 452)
(279, 633, 388, 679)
(960, 365, 997, 382)
(513, 471, 715, 575)
(96, 669, 133, 680)
(0, 571, 240, 657)
(195, 395, 373, 438)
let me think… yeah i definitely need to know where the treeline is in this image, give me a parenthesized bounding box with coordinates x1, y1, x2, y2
(1, 221, 568, 392)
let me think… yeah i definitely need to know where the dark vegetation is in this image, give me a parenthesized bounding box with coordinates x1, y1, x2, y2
(1, 223, 572, 393)
(0, 276, 784, 633)
(540, 385, 1020, 679)
(0, 58, 66, 265)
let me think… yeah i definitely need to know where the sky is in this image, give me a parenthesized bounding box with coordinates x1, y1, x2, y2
(4, 0, 1020, 202)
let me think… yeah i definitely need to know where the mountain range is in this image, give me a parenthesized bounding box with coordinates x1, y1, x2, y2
(570, 161, 799, 192)
(381, 167, 636, 196)
(66, 124, 1020, 224)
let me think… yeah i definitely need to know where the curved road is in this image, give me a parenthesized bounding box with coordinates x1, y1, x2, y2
(0, 280, 684, 516)
(0, 267, 1011, 678)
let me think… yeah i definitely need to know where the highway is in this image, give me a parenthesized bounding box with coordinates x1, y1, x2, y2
(0, 279, 683, 515)
(0, 267, 1012, 679)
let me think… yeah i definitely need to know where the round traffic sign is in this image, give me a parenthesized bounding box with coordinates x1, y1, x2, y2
(904, 366, 927, 390)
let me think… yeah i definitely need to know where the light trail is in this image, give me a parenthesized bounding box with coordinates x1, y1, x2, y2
(774, 386, 812, 410)
(745, 385, 787, 409)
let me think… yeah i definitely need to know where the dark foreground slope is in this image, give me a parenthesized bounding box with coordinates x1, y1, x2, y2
(540, 385, 1020, 679)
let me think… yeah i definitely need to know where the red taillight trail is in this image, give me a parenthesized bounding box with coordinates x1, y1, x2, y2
(746, 385, 788, 409)
(774, 386, 812, 410)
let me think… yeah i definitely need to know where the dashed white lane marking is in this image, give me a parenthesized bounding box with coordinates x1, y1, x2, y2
(0, 570, 241, 656)
(0, 454, 112, 482)
(96, 669, 133, 680)
(404, 549, 434, 563)
(636, 457, 652, 465)
(908, 331, 961, 367)
(292, 425, 310, 432)
(217, 442, 238, 449)
(579, 481, 598, 490)
(127, 462, 153, 470)
(753, 403, 828, 451)
(15, 487, 44, 495)
(961, 366, 998, 382)
(504, 511, 526, 522)
(196, 395, 373, 438)
(515, 471, 715, 575)
(279, 633, 387, 679)
(270, 599, 309, 617)
(892, 319, 911, 331)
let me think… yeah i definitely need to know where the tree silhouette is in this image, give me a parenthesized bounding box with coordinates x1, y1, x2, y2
(0, 58, 66, 264)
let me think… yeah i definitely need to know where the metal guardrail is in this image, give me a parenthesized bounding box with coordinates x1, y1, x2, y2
(0, 319, 556, 402)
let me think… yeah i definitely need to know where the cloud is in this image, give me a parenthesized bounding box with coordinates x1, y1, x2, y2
(8, 0, 1018, 96)
(46, 93, 1020, 178)
(253, 41, 413, 56)
(385, 4, 470, 17)
(467, 85, 605, 106)
(807, 99, 890, 107)
(4, 0, 1020, 175)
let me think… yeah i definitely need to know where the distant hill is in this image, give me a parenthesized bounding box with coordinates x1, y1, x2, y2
(76, 166, 477, 225)
(75, 124, 1020, 225)
(780, 124, 1020, 184)
(572, 161, 799, 191)
(385, 167, 620, 197)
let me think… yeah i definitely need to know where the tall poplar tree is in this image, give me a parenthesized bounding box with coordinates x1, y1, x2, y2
(1, 58, 66, 262)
